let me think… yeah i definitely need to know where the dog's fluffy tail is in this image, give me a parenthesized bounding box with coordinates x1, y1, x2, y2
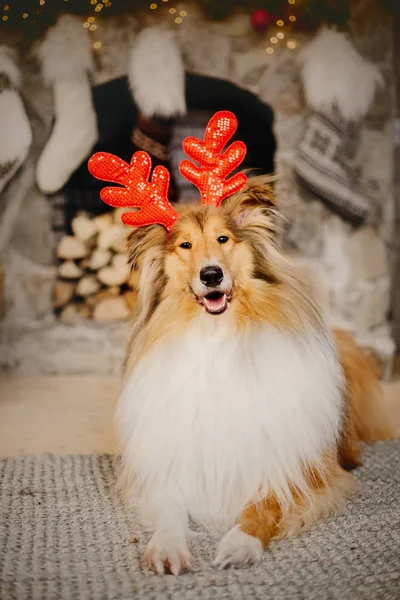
(335, 330, 396, 453)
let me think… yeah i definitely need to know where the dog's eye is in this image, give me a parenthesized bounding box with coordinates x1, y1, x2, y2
(179, 242, 192, 250)
(217, 236, 229, 244)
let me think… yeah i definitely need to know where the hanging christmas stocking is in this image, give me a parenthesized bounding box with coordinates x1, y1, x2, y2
(128, 25, 186, 203)
(294, 28, 383, 226)
(36, 15, 98, 195)
(0, 45, 32, 193)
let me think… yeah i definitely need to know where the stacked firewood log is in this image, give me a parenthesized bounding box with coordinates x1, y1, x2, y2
(54, 210, 138, 323)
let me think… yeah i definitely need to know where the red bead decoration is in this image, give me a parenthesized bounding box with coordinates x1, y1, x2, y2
(88, 151, 178, 232)
(251, 8, 274, 33)
(179, 111, 247, 207)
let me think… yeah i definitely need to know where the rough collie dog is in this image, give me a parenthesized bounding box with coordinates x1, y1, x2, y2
(88, 111, 393, 576)
(115, 178, 393, 575)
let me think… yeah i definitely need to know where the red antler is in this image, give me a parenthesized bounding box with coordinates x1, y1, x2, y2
(88, 151, 178, 232)
(179, 110, 247, 207)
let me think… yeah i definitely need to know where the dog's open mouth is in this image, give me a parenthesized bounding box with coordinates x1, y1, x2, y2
(197, 291, 232, 315)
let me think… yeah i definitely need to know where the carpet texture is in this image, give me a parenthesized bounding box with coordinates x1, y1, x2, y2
(1, 441, 399, 600)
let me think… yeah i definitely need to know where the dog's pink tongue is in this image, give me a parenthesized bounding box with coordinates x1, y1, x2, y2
(204, 294, 226, 313)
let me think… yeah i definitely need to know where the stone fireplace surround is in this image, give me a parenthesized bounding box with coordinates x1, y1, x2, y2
(0, 5, 396, 377)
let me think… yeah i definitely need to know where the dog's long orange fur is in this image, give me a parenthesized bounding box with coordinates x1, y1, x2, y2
(123, 176, 395, 566)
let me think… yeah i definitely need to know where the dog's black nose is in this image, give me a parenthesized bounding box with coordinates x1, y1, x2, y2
(200, 266, 224, 287)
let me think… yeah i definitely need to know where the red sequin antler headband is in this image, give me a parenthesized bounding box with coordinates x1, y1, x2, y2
(88, 111, 247, 233)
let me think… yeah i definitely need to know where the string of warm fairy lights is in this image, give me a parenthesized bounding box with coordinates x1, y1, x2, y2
(148, 0, 188, 26)
(83, 0, 112, 50)
(1, 3, 9, 22)
(265, 0, 298, 55)
(1, 0, 299, 53)
(85, 0, 299, 53)
(1, 0, 71, 24)
(82, 0, 189, 50)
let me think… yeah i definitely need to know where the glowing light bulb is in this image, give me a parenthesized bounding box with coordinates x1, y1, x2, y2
(95, 4, 103, 10)
(266, 47, 274, 54)
(2, 15, 8, 21)
(39, 0, 46, 5)
(277, 32, 284, 39)
(83, 21, 90, 28)
(87, 16, 95, 22)
(89, 24, 97, 30)
(287, 40, 296, 49)
(175, 16, 182, 23)
(289, 15, 296, 21)
(288, 0, 295, 4)
(169, 7, 176, 13)
(179, 10, 187, 16)
(23, 13, 29, 18)
(277, 20, 284, 26)
(150, 3, 157, 8)
(94, 41, 102, 49)
(270, 37, 278, 44)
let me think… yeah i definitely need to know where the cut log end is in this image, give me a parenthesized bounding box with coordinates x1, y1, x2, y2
(57, 236, 88, 260)
(71, 213, 97, 243)
(76, 275, 101, 298)
(93, 297, 130, 322)
(58, 261, 83, 280)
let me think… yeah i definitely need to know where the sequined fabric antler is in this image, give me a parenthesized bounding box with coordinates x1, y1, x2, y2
(179, 110, 247, 206)
(88, 151, 178, 232)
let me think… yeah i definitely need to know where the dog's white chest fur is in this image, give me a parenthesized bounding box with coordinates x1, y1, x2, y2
(118, 323, 343, 533)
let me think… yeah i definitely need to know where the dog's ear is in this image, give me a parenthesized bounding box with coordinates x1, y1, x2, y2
(222, 175, 278, 233)
(127, 223, 167, 296)
(126, 224, 168, 324)
(127, 224, 167, 270)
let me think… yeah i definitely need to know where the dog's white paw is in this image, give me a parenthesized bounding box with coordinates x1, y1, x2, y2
(143, 531, 192, 575)
(214, 525, 263, 570)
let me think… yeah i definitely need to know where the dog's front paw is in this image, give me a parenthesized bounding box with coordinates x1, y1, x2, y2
(144, 531, 192, 576)
(214, 525, 263, 570)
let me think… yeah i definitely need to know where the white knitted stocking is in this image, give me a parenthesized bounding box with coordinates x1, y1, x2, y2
(36, 15, 98, 194)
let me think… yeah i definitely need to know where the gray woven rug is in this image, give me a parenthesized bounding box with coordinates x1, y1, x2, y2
(1, 441, 399, 600)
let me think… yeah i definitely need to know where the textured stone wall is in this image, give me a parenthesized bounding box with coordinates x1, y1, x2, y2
(275, 2, 395, 373)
